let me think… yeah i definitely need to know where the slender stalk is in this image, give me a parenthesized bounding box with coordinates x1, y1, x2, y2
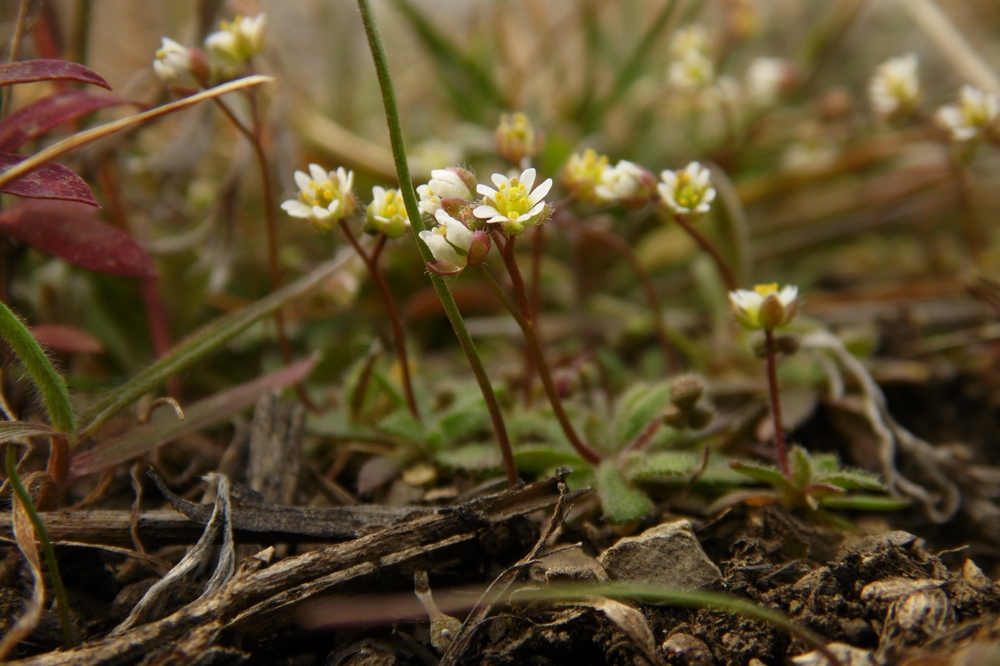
(6, 444, 76, 648)
(947, 151, 986, 269)
(357, 0, 517, 487)
(338, 222, 420, 420)
(673, 213, 738, 292)
(523, 225, 545, 404)
(492, 245, 602, 465)
(764, 330, 790, 477)
(211, 95, 317, 410)
(556, 212, 680, 372)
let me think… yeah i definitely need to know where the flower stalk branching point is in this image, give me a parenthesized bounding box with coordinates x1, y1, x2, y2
(729, 283, 801, 478)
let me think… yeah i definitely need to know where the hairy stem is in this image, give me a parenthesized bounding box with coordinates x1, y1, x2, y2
(764, 329, 790, 478)
(339, 222, 420, 420)
(357, 0, 517, 487)
(6, 443, 76, 648)
(493, 241, 602, 464)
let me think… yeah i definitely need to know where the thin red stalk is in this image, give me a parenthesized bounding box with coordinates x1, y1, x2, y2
(522, 225, 546, 404)
(212, 95, 317, 410)
(673, 213, 738, 292)
(495, 238, 601, 464)
(339, 222, 420, 421)
(557, 212, 680, 372)
(764, 329, 790, 478)
(626, 415, 663, 452)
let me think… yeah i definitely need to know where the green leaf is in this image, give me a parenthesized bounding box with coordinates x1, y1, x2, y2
(437, 399, 489, 446)
(613, 381, 672, 449)
(377, 410, 427, 446)
(77, 250, 354, 439)
(624, 450, 697, 482)
(820, 494, 912, 511)
(434, 442, 500, 472)
(789, 446, 814, 489)
(822, 468, 885, 492)
(597, 460, 652, 523)
(730, 459, 794, 495)
(0, 301, 75, 437)
(512, 445, 585, 475)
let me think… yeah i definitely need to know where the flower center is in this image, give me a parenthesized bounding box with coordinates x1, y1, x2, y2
(302, 179, 337, 208)
(493, 177, 531, 220)
(754, 283, 779, 296)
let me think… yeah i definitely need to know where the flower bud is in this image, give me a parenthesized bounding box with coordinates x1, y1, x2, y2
(670, 374, 705, 409)
(495, 112, 542, 165)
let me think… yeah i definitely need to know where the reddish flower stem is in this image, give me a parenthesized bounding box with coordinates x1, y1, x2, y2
(764, 329, 790, 478)
(673, 213, 738, 292)
(339, 222, 421, 421)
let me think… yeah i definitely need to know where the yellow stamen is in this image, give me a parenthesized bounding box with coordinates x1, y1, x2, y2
(754, 283, 779, 295)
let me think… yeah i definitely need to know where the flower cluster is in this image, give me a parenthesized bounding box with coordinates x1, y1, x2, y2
(935, 84, 999, 142)
(595, 160, 656, 208)
(280, 164, 356, 231)
(153, 13, 266, 90)
(868, 53, 921, 119)
(417, 167, 476, 217)
(657, 162, 716, 218)
(728, 284, 799, 331)
(669, 25, 714, 91)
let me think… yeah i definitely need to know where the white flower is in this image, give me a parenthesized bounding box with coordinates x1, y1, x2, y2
(153, 38, 203, 88)
(729, 284, 799, 330)
(473, 167, 552, 236)
(418, 210, 476, 275)
(205, 13, 266, 64)
(657, 162, 716, 218)
(417, 168, 475, 217)
(745, 57, 789, 107)
(935, 84, 999, 142)
(669, 52, 714, 91)
(670, 25, 710, 60)
(868, 53, 921, 118)
(280, 164, 355, 230)
(594, 160, 654, 206)
(365, 187, 410, 238)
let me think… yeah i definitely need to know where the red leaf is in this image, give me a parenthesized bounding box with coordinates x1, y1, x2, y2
(29, 324, 104, 355)
(0, 60, 110, 89)
(0, 201, 155, 278)
(0, 90, 141, 152)
(0, 153, 97, 206)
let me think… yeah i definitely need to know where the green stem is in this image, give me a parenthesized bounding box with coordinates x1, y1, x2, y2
(764, 329, 790, 478)
(357, 0, 517, 488)
(339, 223, 420, 421)
(492, 244, 602, 465)
(6, 443, 76, 648)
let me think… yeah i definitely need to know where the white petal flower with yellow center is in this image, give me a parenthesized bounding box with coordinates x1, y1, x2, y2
(561, 149, 609, 203)
(728, 283, 799, 331)
(473, 167, 552, 236)
(419, 210, 476, 275)
(365, 187, 410, 238)
(936, 84, 999, 142)
(153, 38, 204, 88)
(417, 168, 475, 217)
(657, 162, 716, 218)
(205, 13, 266, 64)
(280, 164, 355, 231)
(594, 160, 654, 207)
(868, 53, 921, 118)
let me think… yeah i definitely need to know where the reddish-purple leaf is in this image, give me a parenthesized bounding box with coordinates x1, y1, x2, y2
(0, 153, 97, 206)
(0, 60, 110, 89)
(29, 324, 104, 355)
(0, 90, 141, 152)
(70, 354, 319, 477)
(0, 201, 155, 278)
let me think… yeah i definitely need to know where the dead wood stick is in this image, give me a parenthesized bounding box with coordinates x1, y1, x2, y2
(10, 471, 573, 666)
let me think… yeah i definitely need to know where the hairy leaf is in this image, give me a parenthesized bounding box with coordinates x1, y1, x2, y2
(625, 450, 697, 482)
(613, 381, 672, 449)
(597, 460, 652, 523)
(434, 442, 500, 472)
(0, 201, 154, 277)
(512, 445, 584, 475)
(0, 59, 110, 89)
(0, 421, 56, 443)
(0, 153, 97, 206)
(0, 90, 140, 151)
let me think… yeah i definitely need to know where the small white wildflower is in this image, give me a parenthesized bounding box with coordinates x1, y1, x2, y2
(153, 38, 208, 89)
(594, 160, 654, 207)
(745, 57, 790, 107)
(205, 13, 266, 64)
(417, 167, 476, 217)
(657, 162, 716, 218)
(729, 284, 799, 331)
(280, 164, 355, 231)
(418, 209, 490, 275)
(669, 52, 715, 91)
(473, 167, 553, 236)
(365, 187, 410, 238)
(561, 149, 609, 204)
(868, 53, 921, 118)
(670, 25, 710, 60)
(935, 84, 999, 142)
